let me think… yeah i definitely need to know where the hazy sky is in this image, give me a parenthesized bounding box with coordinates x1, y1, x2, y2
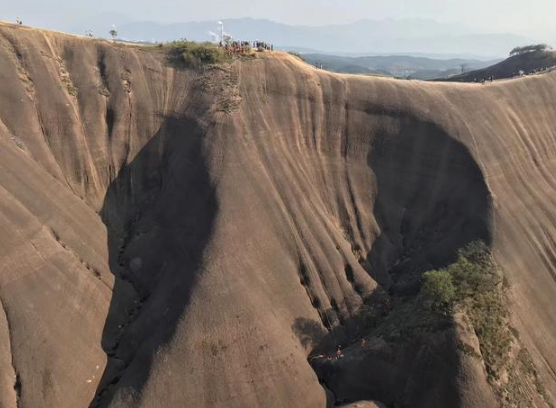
(2, 0, 556, 42)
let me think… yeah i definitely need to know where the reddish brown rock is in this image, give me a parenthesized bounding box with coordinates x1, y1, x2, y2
(0, 21, 555, 408)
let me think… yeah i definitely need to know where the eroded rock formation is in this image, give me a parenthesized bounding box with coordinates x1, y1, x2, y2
(0, 22, 556, 408)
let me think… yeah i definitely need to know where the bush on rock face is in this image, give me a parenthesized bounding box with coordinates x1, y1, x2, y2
(419, 241, 511, 381)
(166, 41, 229, 68)
(422, 270, 455, 311)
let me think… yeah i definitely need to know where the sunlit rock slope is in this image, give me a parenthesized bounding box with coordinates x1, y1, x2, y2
(0, 22, 556, 408)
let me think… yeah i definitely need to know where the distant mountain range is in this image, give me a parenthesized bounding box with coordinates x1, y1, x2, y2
(68, 17, 535, 59)
(301, 54, 502, 80)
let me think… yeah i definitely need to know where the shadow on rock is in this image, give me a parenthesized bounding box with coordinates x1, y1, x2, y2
(89, 114, 217, 407)
(306, 116, 492, 408)
(293, 317, 329, 349)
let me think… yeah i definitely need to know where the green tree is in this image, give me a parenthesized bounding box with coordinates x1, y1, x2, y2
(422, 270, 455, 310)
(510, 44, 552, 57)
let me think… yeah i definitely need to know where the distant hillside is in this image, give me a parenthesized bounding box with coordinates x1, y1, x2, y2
(302, 54, 500, 79)
(438, 47, 556, 82)
(70, 17, 531, 58)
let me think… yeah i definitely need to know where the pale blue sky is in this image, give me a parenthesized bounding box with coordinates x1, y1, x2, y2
(2, 0, 555, 42)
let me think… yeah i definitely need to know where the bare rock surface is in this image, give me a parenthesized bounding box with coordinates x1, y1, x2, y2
(0, 21, 556, 408)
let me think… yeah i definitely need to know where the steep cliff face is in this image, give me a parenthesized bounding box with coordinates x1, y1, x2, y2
(0, 22, 556, 408)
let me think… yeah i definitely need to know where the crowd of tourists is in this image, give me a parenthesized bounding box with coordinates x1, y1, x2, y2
(219, 40, 274, 55)
(473, 76, 496, 84)
(310, 338, 370, 363)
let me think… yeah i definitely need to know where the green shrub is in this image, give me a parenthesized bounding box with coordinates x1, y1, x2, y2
(66, 84, 78, 97)
(466, 290, 510, 376)
(447, 253, 494, 300)
(457, 240, 492, 270)
(422, 270, 455, 310)
(166, 41, 229, 68)
(420, 240, 512, 382)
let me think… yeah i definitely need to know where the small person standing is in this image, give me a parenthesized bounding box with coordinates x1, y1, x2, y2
(336, 346, 343, 359)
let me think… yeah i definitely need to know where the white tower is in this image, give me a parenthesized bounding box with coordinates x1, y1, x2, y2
(218, 21, 224, 43)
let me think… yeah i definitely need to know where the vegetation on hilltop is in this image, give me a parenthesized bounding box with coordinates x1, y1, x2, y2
(165, 40, 231, 68)
(510, 44, 553, 57)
